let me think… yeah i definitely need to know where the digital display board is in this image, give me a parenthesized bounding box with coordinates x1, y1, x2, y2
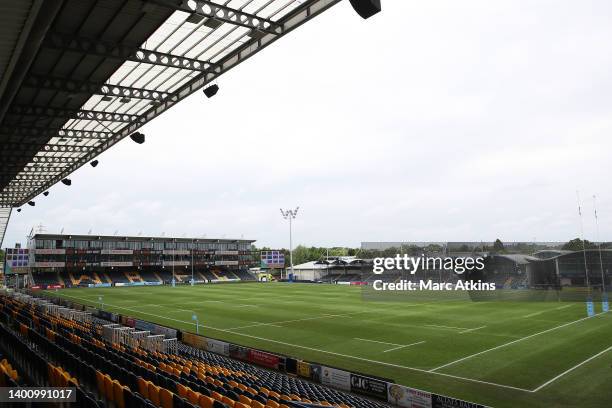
(260, 250, 285, 269)
(4, 248, 30, 273)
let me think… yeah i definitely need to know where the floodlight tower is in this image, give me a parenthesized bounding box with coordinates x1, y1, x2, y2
(593, 195, 606, 295)
(280, 207, 299, 280)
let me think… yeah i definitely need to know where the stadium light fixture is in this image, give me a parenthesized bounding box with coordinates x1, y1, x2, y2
(43, 191, 49, 196)
(61, 178, 72, 186)
(90, 160, 99, 167)
(17, 208, 21, 212)
(203, 84, 219, 98)
(280, 207, 300, 280)
(28, 201, 35, 206)
(349, 0, 382, 19)
(130, 132, 145, 144)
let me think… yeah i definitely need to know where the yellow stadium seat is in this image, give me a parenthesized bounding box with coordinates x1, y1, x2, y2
(187, 390, 201, 406)
(160, 388, 174, 408)
(199, 395, 214, 408)
(222, 396, 236, 407)
(250, 401, 265, 408)
(176, 383, 189, 399)
(104, 374, 114, 402)
(148, 383, 161, 407)
(265, 401, 279, 408)
(239, 395, 252, 405)
(137, 377, 149, 400)
(211, 391, 224, 401)
(113, 380, 125, 408)
(95, 370, 105, 396)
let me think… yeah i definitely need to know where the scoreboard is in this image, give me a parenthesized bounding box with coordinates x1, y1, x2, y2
(260, 251, 285, 269)
(4, 248, 30, 273)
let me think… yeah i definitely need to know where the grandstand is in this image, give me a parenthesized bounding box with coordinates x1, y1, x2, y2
(27, 233, 256, 287)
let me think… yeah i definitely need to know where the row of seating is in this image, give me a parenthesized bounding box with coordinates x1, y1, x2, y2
(0, 357, 20, 387)
(1, 294, 388, 408)
(32, 269, 257, 287)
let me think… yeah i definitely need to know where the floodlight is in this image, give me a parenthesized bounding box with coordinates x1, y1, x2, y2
(130, 132, 145, 144)
(203, 84, 219, 98)
(61, 178, 72, 186)
(90, 160, 99, 167)
(43, 191, 49, 196)
(28, 201, 35, 206)
(17, 209, 21, 212)
(349, 0, 381, 19)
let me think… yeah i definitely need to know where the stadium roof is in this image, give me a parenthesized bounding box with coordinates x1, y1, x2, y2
(0, 0, 380, 248)
(31, 232, 255, 243)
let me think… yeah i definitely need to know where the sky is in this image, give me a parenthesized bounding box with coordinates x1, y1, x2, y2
(4, 0, 612, 249)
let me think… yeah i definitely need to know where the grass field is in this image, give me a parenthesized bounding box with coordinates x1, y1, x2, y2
(43, 283, 612, 408)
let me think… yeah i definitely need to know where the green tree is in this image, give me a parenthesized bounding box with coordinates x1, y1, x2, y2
(493, 239, 505, 252)
(562, 238, 597, 251)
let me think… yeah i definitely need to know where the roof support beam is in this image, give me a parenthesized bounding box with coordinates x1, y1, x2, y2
(9, 105, 143, 124)
(1, 143, 94, 153)
(149, 0, 283, 35)
(43, 32, 219, 73)
(31, 156, 80, 164)
(0, 166, 67, 173)
(0, 126, 114, 140)
(23, 75, 172, 101)
(0, 0, 343, 207)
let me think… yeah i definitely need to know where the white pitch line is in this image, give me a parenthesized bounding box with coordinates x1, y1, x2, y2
(425, 324, 471, 331)
(51, 292, 532, 392)
(523, 311, 547, 318)
(228, 310, 371, 330)
(354, 338, 404, 347)
(430, 311, 609, 372)
(531, 344, 612, 392)
(459, 326, 487, 334)
(383, 341, 426, 353)
(523, 304, 574, 318)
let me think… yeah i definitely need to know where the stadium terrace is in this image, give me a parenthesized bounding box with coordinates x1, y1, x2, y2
(24, 233, 256, 288)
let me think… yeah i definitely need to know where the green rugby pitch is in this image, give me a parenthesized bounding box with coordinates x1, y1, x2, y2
(43, 283, 612, 408)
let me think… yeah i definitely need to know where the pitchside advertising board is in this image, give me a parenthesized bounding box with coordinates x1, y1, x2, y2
(260, 250, 285, 269)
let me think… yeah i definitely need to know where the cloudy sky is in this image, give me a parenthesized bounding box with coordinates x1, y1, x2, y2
(5, 0, 612, 249)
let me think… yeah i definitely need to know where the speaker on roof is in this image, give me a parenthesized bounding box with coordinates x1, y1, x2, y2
(349, 0, 381, 19)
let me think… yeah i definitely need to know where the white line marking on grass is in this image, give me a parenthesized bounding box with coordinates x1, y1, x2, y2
(425, 324, 470, 331)
(249, 321, 283, 328)
(523, 311, 547, 318)
(52, 292, 532, 393)
(523, 304, 574, 318)
(531, 345, 612, 392)
(459, 326, 487, 334)
(383, 341, 426, 353)
(430, 311, 609, 372)
(354, 338, 404, 347)
(227, 311, 371, 330)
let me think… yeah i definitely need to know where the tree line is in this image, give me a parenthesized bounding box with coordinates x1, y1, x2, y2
(253, 238, 611, 267)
